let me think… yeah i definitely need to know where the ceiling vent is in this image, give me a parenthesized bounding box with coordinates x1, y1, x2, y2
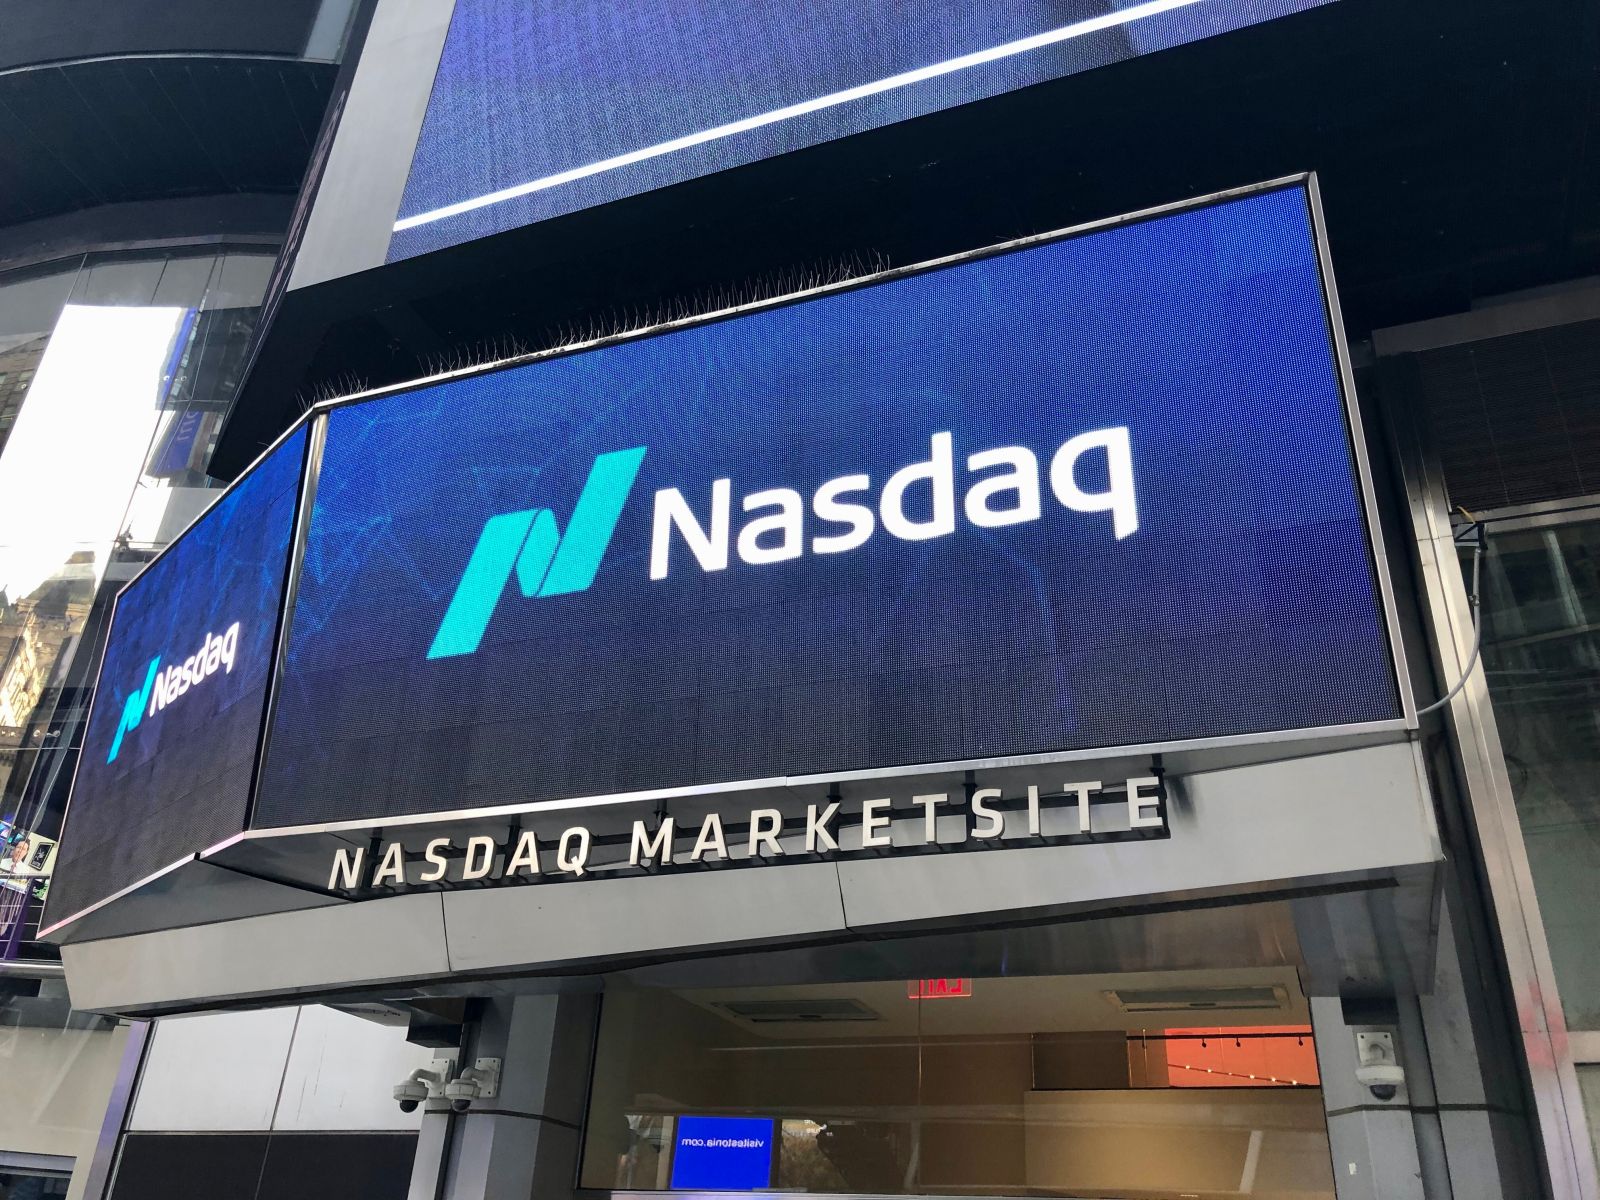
(1103, 985, 1288, 1014)
(714, 998, 880, 1024)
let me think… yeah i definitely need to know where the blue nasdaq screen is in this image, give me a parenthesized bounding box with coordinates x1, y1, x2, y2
(252, 184, 1400, 830)
(670, 1117, 776, 1191)
(388, 0, 1337, 260)
(47, 426, 307, 926)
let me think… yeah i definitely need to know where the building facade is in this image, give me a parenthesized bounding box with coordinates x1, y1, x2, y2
(0, 2, 358, 1195)
(7, 1, 1600, 1199)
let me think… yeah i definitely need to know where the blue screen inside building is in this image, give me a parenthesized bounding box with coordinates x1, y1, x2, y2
(253, 184, 1400, 830)
(670, 1117, 776, 1191)
(388, 0, 1338, 260)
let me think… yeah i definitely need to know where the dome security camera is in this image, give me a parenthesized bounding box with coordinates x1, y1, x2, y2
(443, 1059, 502, 1114)
(1354, 1031, 1404, 1102)
(442, 1073, 475, 1114)
(1355, 1061, 1405, 1102)
(392, 1079, 428, 1114)
(393, 1061, 453, 1113)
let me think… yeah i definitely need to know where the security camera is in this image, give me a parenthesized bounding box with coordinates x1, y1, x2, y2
(1355, 1062, 1406, 1102)
(443, 1059, 502, 1113)
(393, 1061, 453, 1113)
(442, 1072, 476, 1114)
(1353, 1031, 1404, 1101)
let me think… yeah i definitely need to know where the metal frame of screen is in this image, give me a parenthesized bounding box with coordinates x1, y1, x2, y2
(40, 173, 1415, 936)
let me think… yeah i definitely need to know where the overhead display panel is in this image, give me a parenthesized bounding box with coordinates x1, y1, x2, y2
(45, 425, 307, 927)
(386, 0, 1338, 262)
(252, 182, 1402, 832)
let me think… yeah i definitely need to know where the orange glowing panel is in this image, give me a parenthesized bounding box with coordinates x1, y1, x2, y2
(1159, 1026, 1319, 1087)
(907, 978, 972, 999)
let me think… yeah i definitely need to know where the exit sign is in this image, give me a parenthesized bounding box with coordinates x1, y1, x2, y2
(908, 978, 972, 999)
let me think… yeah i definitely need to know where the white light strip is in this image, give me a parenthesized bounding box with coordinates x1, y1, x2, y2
(393, 0, 1210, 232)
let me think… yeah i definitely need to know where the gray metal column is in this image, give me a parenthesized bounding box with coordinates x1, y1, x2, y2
(1312, 996, 1426, 1200)
(409, 993, 600, 1200)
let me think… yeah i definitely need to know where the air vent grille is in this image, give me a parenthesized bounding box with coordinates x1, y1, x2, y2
(715, 998, 880, 1023)
(1105, 986, 1286, 1014)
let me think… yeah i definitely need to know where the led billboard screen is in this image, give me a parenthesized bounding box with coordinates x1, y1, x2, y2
(46, 425, 307, 926)
(252, 183, 1400, 831)
(387, 0, 1338, 261)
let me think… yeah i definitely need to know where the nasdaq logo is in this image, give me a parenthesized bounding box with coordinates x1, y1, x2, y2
(649, 427, 1138, 578)
(432, 429, 1137, 659)
(106, 624, 240, 762)
(428, 447, 648, 659)
(107, 659, 163, 763)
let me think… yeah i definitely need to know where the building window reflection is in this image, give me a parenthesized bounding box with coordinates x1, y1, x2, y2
(0, 249, 276, 933)
(1479, 516, 1600, 1033)
(581, 973, 1336, 1198)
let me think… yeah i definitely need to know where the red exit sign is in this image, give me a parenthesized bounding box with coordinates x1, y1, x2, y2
(908, 978, 972, 1000)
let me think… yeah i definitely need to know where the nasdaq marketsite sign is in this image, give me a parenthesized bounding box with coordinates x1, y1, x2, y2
(253, 179, 1402, 836)
(323, 774, 1172, 897)
(46, 180, 1405, 933)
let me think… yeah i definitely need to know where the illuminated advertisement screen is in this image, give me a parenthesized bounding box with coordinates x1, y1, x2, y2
(670, 1117, 776, 1191)
(252, 184, 1400, 831)
(46, 425, 307, 925)
(387, 0, 1337, 261)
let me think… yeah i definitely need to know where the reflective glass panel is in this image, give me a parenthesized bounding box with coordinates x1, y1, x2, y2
(0, 250, 274, 910)
(1480, 518, 1600, 1030)
(581, 970, 1334, 1197)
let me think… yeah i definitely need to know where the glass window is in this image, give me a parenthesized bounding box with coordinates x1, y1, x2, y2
(0, 247, 277, 925)
(1578, 1064, 1600, 1178)
(1480, 518, 1600, 1031)
(0, 1170, 71, 1199)
(581, 971, 1333, 1198)
(0, 975, 128, 1193)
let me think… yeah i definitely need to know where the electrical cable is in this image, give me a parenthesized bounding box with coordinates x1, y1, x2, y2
(1416, 515, 1484, 717)
(1416, 595, 1483, 715)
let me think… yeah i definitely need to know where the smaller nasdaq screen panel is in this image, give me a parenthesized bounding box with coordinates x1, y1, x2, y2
(47, 425, 307, 926)
(388, 0, 1337, 261)
(253, 182, 1402, 831)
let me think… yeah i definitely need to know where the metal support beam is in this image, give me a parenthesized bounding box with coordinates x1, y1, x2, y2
(407, 993, 599, 1200)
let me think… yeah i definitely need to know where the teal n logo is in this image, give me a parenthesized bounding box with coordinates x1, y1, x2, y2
(428, 447, 647, 659)
(107, 657, 162, 763)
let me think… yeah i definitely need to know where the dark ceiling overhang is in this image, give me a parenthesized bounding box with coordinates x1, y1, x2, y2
(0, 54, 337, 235)
(214, 0, 1598, 479)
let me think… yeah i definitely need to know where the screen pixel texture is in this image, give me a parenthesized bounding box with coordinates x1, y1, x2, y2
(254, 187, 1401, 831)
(47, 425, 306, 925)
(388, 0, 1335, 261)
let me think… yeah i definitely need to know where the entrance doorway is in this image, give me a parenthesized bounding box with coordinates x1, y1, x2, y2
(581, 966, 1336, 1198)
